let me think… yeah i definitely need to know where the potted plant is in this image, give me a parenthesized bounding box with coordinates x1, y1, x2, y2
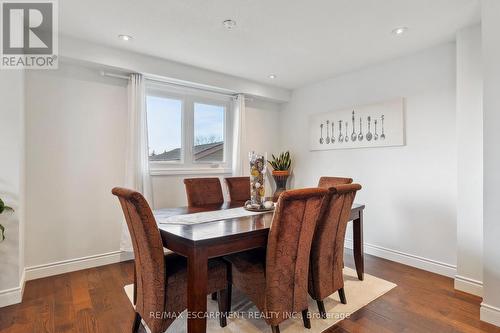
(268, 151, 292, 200)
(0, 198, 13, 242)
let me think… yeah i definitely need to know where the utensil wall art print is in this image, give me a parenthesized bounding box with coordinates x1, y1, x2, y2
(309, 98, 405, 151)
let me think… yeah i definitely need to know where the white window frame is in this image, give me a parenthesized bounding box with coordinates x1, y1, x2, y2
(146, 81, 233, 176)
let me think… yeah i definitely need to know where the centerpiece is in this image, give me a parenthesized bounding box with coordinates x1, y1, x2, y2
(268, 151, 292, 201)
(245, 151, 274, 211)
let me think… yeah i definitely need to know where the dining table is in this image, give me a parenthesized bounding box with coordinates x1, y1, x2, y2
(154, 201, 365, 333)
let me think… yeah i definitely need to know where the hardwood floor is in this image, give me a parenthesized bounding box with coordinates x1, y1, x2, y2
(1, 254, 498, 333)
(330, 255, 500, 333)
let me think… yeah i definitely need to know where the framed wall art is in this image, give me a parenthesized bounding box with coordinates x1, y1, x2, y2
(309, 98, 405, 151)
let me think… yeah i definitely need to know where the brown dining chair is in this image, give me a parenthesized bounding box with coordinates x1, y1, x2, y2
(184, 177, 224, 207)
(112, 187, 229, 333)
(224, 176, 251, 202)
(224, 188, 329, 333)
(318, 177, 355, 281)
(318, 176, 353, 188)
(308, 183, 361, 319)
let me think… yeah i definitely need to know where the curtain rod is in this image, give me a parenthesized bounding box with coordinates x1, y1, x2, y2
(101, 71, 241, 98)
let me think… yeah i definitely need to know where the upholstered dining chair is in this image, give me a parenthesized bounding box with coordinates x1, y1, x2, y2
(308, 183, 361, 319)
(318, 176, 353, 188)
(224, 176, 251, 202)
(184, 177, 224, 207)
(224, 188, 329, 333)
(112, 187, 229, 333)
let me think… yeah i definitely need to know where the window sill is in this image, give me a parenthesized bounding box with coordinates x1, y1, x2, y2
(149, 167, 232, 176)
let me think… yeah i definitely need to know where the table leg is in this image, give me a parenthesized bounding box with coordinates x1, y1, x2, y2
(187, 248, 208, 333)
(353, 211, 364, 280)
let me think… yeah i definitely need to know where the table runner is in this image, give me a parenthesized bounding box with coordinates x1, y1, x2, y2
(157, 207, 272, 225)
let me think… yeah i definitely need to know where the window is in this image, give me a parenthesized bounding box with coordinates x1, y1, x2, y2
(146, 82, 232, 174)
(147, 96, 183, 162)
(193, 103, 225, 162)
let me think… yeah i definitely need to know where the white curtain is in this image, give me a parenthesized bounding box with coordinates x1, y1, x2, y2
(232, 94, 246, 176)
(120, 73, 153, 252)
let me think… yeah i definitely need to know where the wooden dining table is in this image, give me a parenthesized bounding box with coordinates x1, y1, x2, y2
(154, 202, 365, 333)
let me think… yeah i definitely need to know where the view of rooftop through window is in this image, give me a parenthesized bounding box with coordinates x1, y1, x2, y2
(146, 95, 182, 161)
(194, 103, 225, 162)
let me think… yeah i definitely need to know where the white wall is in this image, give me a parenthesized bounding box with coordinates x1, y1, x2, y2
(455, 25, 483, 296)
(25, 63, 128, 273)
(241, 99, 282, 199)
(152, 99, 282, 208)
(279, 43, 458, 276)
(481, 0, 500, 326)
(0, 70, 25, 306)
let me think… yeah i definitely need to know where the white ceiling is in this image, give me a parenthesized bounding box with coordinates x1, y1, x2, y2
(60, 0, 480, 89)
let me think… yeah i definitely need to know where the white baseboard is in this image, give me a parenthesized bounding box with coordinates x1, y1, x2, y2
(481, 303, 500, 327)
(344, 239, 456, 278)
(1, 251, 134, 308)
(454, 275, 483, 297)
(25, 250, 134, 281)
(0, 269, 25, 308)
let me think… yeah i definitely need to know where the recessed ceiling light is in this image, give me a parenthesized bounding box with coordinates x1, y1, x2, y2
(268, 74, 277, 79)
(392, 27, 408, 35)
(222, 19, 237, 30)
(118, 34, 133, 41)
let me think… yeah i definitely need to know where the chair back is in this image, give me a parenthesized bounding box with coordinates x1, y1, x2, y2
(265, 187, 328, 324)
(112, 187, 166, 333)
(308, 184, 361, 301)
(184, 177, 224, 207)
(225, 176, 251, 202)
(318, 176, 353, 188)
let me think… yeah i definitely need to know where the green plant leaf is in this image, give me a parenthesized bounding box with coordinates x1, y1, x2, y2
(0, 224, 4, 242)
(268, 151, 292, 171)
(0, 198, 14, 215)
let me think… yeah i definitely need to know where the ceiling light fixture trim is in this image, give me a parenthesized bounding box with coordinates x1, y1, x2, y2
(392, 27, 408, 35)
(222, 19, 237, 30)
(118, 34, 133, 41)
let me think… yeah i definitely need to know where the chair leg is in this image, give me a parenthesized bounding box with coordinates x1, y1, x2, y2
(132, 312, 141, 333)
(271, 325, 280, 333)
(217, 289, 228, 327)
(317, 300, 327, 319)
(133, 265, 137, 305)
(211, 292, 218, 300)
(302, 309, 311, 329)
(338, 288, 347, 304)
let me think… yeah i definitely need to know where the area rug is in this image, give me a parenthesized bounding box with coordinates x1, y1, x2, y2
(124, 267, 396, 332)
